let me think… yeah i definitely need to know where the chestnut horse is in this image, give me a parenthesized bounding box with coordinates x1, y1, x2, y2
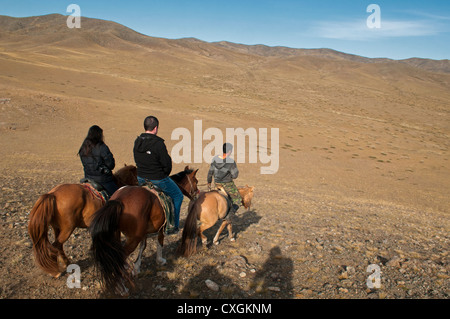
(89, 166, 199, 294)
(28, 165, 138, 278)
(177, 185, 254, 257)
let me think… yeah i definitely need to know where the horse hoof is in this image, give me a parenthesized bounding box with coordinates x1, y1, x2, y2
(213, 240, 219, 245)
(53, 272, 63, 279)
(157, 257, 167, 265)
(115, 285, 130, 297)
(230, 238, 235, 242)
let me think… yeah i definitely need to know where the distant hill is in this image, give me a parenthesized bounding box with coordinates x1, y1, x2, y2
(1, 14, 448, 73)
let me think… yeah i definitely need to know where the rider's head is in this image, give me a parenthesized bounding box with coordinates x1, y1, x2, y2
(144, 116, 159, 133)
(223, 143, 233, 155)
(78, 125, 104, 156)
(87, 125, 104, 144)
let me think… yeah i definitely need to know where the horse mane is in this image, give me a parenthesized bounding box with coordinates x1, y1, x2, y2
(238, 185, 254, 196)
(114, 164, 138, 186)
(170, 167, 194, 183)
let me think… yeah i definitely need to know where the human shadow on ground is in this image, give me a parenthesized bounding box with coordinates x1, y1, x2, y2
(251, 246, 294, 298)
(133, 243, 294, 299)
(180, 246, 294, 299)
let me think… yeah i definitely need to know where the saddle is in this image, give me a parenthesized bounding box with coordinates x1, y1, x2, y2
(80, 178, 109, 203)
(215, 186, 234, 220)
(141, 181, 175, 233)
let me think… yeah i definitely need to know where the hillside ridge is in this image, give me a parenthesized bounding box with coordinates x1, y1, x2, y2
(1, 14, 449, 73)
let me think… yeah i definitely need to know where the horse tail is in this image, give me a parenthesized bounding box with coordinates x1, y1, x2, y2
(89, 200, 132, 293)
(28, 193, 61, 277)
(177, 200, 199, 257)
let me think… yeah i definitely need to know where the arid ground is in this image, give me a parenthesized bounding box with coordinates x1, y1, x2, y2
(0, 14, 449, 299)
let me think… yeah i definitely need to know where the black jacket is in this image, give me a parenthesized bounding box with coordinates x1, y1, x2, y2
(133, 133, 172, 180)
(207, 155, 239, 184)
(80, 143, 115, 183)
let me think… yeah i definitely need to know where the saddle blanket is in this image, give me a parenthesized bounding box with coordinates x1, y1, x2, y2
(81, 183, 107, 205)
(144, 183, 175, 233)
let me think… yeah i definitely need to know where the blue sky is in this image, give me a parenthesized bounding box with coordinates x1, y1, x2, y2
(1, 0, 449, 60)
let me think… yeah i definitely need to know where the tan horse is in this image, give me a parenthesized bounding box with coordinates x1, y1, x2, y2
(239, 185, 255, 210)
(177, 185, 254, 257)
(28, 165, 138, 277)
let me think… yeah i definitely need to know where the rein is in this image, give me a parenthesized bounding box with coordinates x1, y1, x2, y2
(185, 174, 199, 200)
(174, 172, 199, 200)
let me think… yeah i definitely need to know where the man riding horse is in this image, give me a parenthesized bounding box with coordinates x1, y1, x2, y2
(133, 116, 184, 234)
(207, 142, 243, 221)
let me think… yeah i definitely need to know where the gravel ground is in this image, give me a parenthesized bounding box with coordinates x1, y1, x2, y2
(1, 172, 448, 300)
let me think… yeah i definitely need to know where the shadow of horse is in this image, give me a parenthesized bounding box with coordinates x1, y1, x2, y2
(138, 209, 262, 269)
(114, 208, 265, 297)
(202, 209, 262, 246)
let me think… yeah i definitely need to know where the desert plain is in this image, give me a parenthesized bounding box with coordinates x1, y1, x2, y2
(0, 14, 449, 299)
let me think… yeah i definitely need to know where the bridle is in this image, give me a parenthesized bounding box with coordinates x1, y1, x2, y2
(185, 173, 200, 200)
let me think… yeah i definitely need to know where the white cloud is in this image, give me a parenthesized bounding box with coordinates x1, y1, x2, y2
(310, 18, 442, 41)
(403, 11, 450, 21)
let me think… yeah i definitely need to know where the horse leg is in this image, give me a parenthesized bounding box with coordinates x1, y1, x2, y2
(213, 220, 228, 245)
(227, 222, 235, 242)
(122, 236, 142, 275)
(156, 229, 166, 265)
(132, 238, 147, 276)
(105, 236, 141, 297)
(198, 224, 210, 246)
(52, 226, 73, 276)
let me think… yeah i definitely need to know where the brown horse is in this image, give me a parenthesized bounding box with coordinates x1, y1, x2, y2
(177, 185, 254, 258)
(89, 166, 199, 294)
(28, 165, 138, 278)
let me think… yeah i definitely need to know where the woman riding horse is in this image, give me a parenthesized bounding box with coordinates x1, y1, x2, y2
(78, 125, 118, 197)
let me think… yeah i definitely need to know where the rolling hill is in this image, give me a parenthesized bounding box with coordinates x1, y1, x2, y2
(0, 14, 449, 299)
(1, 13, 449, 206)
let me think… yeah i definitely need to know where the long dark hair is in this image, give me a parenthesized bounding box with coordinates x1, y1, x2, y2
(78, 125, 104, 157)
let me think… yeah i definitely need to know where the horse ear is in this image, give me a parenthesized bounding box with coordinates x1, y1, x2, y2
(184, 165, 190, 171)
(194, 169, 199, 176)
